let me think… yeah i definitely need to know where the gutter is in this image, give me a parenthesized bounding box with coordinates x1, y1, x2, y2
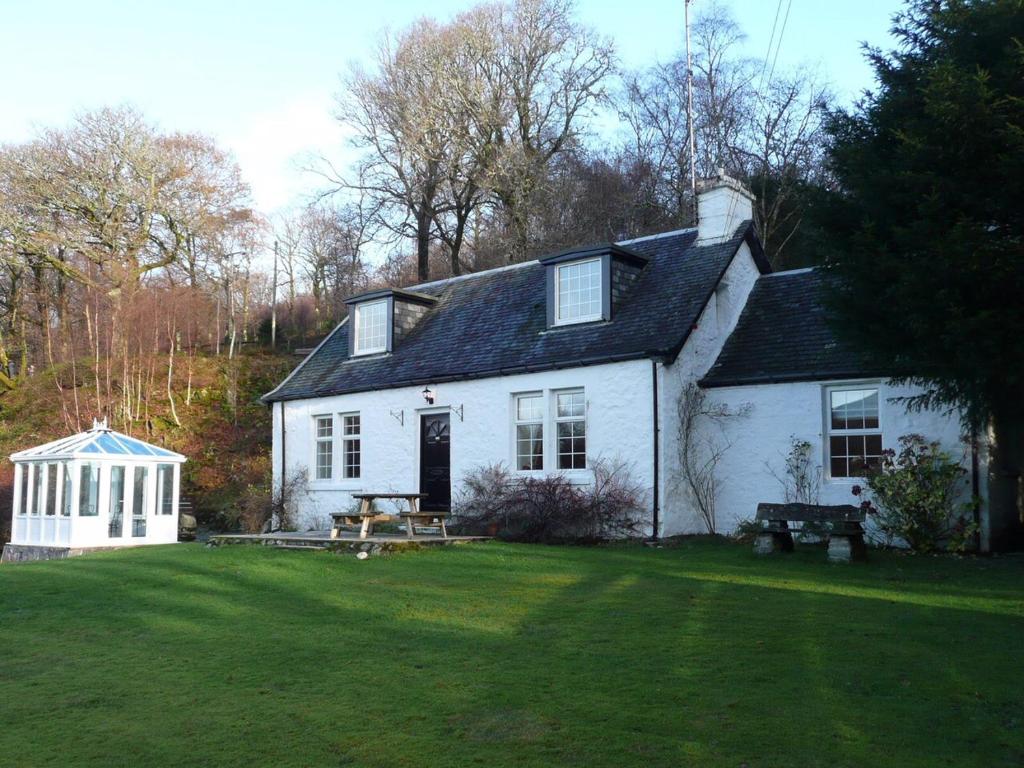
(651, 359, 660, 540)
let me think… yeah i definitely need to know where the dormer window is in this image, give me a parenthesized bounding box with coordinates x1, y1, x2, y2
(344, 288, 437, 358)
(540, 243, 648, 330)
(555, 259, 603, 325)
(353, 300, 388, 355)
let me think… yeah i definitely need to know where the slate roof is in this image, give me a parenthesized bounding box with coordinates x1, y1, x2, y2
(264, 223, 767, 402)
(700, 268, 884, 388)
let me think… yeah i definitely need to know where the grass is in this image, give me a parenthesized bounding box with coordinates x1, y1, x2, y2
(0, 540, 1022, 768)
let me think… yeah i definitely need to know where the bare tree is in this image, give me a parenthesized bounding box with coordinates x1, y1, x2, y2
(484, 0, 616, 260)
(619, 2, 831, 265)
(676, 383, 748, 534)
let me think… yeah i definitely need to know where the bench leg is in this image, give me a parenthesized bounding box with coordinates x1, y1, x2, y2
(406, 519, 415, 539)
(828, 533, 867, 563)
(753, 526, 794, 555)
(330, 523, 339, 540)
(439, 518, 448, 539)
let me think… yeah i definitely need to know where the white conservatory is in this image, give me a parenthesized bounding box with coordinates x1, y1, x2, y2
(8, 420, 186, 552)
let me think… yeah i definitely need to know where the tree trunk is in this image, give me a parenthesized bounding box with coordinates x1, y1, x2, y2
(416, 206, 431, 283)
(986, 404, 1024, 551)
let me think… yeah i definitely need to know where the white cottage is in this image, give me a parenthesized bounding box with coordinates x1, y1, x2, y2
(4, 420, 186, 561)
(263, 175, 1006, 551)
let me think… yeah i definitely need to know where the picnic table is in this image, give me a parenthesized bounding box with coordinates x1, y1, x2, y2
(330, 493, 448, 540)
(753, 502, 867, 562)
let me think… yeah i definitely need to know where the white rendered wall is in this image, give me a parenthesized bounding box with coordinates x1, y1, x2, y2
(274, 360, 657, 533)
(702, 380, 972, 539)
(657, 241, 763, 535)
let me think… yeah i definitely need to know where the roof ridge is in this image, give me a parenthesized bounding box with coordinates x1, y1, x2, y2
(409, 259, 535, 291)
(763, 266, 818, 278)
(616, 227, 696, 245)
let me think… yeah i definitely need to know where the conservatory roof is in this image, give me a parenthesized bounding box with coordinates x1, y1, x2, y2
(10, 421, 186, 463)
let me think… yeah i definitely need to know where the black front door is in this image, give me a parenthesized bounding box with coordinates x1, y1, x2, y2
(419, 413, 451, 511)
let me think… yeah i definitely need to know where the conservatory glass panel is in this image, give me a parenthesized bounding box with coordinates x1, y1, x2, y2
(61, 462, 73, 516)
(79, 463, 100, 516)
(18, 464, 29, 516)
(158, 464, 174, 515)
(132, 466, 149, 537)
(109, 466, 125, 538)
(33, 464, 44, 515)
(46, 463, 58, 516)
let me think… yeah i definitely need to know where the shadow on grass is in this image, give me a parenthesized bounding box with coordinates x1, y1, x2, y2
(0, 541, 1022, 768)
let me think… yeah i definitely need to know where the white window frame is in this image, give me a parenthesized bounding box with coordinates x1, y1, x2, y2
(554, 258, 603, 326)
(313, 414, 334, 481)
(341, 412, 361, 480)
(553, 389, 587, 471)
(824, 384, 883, 482)
(353, 300, 388, 355)
(513, 392, 545, 472)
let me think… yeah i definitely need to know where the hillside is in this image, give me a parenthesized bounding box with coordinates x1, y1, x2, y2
(0, 350, 297, 542)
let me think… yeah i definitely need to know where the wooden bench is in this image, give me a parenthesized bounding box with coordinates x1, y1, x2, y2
(330, 493, 445, 540)
(754, 502, 867, 562)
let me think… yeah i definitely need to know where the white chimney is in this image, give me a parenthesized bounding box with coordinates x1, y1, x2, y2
(696, 170, 755, 244)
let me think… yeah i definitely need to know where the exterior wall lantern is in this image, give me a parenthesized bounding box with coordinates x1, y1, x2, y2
(421, 386, 435, 405)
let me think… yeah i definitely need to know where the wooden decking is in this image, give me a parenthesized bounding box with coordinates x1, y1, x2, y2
(208, 529, 488, 555)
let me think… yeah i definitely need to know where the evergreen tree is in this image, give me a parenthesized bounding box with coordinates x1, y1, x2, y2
(824, 0, 1024, 548)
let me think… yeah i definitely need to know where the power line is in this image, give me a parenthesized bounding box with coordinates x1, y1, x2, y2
(758, 0, 785, 93)
(765, 0, 794, 92)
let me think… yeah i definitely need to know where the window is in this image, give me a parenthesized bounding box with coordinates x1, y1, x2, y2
(61, 462, 72, 517)
(555, 391, 586, 470)
(46, 463, 58, 516)
(109, 465, 125, 538)
(555, 259, 602, 324)
(33, 464, 44, 516)
(341, 414, 361, 479)
(314, 415, 334, 480)
(132, 466, 149, 537)
(158, 464, 174, 515)
(17, 464, 29, 516)
(354, 300, 388, 354)
(515, 394, 544, 470)
(827, 387, 883, 478)
(79, 463, 100, 516)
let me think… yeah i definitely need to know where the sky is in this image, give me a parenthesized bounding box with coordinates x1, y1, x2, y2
(0, 0, 904, 219)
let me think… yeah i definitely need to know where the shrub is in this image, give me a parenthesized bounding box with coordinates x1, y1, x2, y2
(853, 434, 977, 553)
(453, 459, 646, 543)
(233, 471, 307, 533)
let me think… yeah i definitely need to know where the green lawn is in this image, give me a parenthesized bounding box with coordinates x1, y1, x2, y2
(1, 540, 1021, 767)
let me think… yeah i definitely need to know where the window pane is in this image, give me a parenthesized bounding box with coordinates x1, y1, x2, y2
(79, 463, 100, 516)
(356, 300, 387, 352)
(132, 466, 148, 537)
(343, 414, 360, 436)
(158, 464, 174, 515)
(557, 260, 602, 322)
(46, 464, 58, 516)
(316, 440, 333, 480)
(109, 466, 125, 537)
(18, 465, 29, 515)
(556, 392, 585, 418)
(315, 415, 334, 480)
(516, 424, 543, 471)
(556, 419, 586, 469)
(33, 465, 44, 515)
(516, 395, 543, 422)
(61, 462, 73, 517)
(344, 438, 361, 479)
(830, 457, 848, 478)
